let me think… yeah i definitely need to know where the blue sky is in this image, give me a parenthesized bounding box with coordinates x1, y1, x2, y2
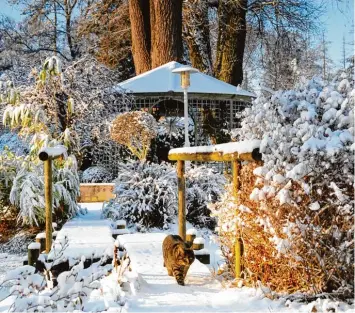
(1, 0, 354, 68)
(320, 0, 354, 67)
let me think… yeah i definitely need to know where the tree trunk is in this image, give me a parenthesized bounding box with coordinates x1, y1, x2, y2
(183, 0, 212, 74)
(53, 0, 57, 55)
(150, 0, 183, 68)
(129, 0, 152, 74)
(214, 0, 247, 86)
(64, 0, 79, 59)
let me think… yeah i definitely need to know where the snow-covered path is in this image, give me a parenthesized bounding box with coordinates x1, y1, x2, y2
(48, 203, 114, 262)
(0, 203, 353, 313)
(118, 233, 300, 313)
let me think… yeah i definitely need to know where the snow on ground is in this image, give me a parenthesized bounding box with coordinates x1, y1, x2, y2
(0, 253, 25, 312)
(0, 253, 24, 283)
(117, 232, 353, 313)
(48, 202, 114, 264)
(0, 202, 353, 313)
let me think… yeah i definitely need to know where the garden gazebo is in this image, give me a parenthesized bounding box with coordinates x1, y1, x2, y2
(92, 62, 256, 174)
(115, 61, 256, 146)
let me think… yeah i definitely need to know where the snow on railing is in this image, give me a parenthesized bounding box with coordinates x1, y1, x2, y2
(168, 140, 262, 162)
(169, 139, 260, 155)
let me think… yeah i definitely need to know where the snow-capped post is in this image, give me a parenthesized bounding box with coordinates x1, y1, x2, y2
(38, 145, 68, 253)
(177, 160, 186, 241)
(35, 232, 46, 253)
(28, 242, 41, 266)
(186, 228, 197, 248)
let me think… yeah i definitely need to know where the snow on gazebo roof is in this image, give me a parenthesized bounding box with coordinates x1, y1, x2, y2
(115, 61, 256, 98)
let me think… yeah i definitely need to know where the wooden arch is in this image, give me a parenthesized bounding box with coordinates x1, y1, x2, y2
(168, 141, 262, 278)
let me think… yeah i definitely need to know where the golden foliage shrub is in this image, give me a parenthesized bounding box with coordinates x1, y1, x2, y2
(110, 111, 158, 161)
(210, 162, 354, 297)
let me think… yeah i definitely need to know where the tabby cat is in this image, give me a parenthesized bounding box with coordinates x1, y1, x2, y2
(162, 234, 195, 286)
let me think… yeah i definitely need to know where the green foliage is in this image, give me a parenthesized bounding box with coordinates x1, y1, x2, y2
(9, 158, 79, 226)
(0, 147, 22, 217)
(0, 56, 80, 226)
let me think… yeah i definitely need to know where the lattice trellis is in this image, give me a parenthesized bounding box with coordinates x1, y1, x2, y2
(91, 94, 251, 175)
(133, 95, 249, 145)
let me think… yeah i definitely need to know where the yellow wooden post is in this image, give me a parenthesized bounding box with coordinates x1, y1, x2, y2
(39, 146, 67, 255)
(234, 238, 242, 278)
(232, 159, 239, 197)
(232, 159, 243, 278)
(44, 159, 53, 254)
(177, 160, 186, 242)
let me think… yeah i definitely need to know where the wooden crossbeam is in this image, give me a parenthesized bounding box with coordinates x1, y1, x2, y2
(168, 148, 261, 162)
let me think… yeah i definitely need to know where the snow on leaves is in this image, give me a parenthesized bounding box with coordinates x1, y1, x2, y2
(103, 162, 226, 230)
(214, 73, 354, 295)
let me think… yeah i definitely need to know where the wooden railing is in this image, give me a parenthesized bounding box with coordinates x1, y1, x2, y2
(168, 142, 262, 278)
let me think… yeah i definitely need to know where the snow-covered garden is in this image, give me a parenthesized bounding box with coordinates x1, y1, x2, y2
(0, 53, 353, 312)
(0, 0, 354, 310)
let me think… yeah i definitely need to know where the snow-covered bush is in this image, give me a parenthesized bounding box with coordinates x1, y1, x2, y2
(0, 258, 127, 312)
(211, 73, 354, 296)
(82, 166, 114, 183)
(1, 57, 80, 226)
(153, 116, 195, 162)
(0, 148, 22, 216)
(186, 165, 226, 229)
(0, 132, 28, 156)
(9, 155, 80, 226)
(62, 55, 134, 169)
(103, 162, 227, 230)
(110, 111, 158, 161)
(102, 161, 177, 229)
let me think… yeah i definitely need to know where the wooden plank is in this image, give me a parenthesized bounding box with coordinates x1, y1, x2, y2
(79, 183, 115, 202)
(177, 160, 186, 241)
(168, 151, 257, 162)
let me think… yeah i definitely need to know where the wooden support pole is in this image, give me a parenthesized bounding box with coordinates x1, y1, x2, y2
(232, 159, 243, 279)
(232, 159, 239, 198)
(177, 160, 186, 242)
(234, 238, 242, 278)
(44, 159, 53, 254)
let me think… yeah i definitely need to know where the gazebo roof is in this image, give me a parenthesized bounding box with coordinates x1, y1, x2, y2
(115, 61, 256, 98)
